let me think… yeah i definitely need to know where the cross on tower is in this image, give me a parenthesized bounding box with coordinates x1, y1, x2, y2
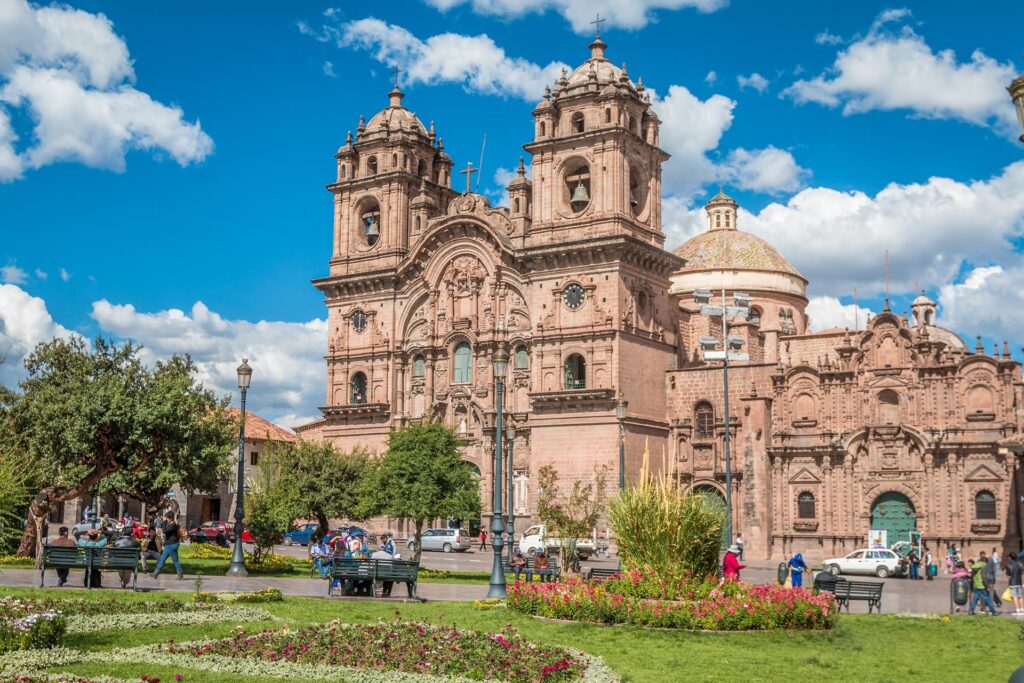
(460, 161, 478, 194)
(591, 12, 606, 38)
(390, 64, 402, 88)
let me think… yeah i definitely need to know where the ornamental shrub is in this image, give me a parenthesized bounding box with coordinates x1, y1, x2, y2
(608, 470, 724, 579)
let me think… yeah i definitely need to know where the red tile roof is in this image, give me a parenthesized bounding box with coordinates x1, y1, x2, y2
(227, 407, 295, 443)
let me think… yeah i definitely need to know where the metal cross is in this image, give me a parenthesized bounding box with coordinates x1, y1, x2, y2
(390, 64, 402, 88)
(591, 12, 606, 38)
(460, 161, 478, 194)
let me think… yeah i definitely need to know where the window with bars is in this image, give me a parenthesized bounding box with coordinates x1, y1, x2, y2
(975, 490, 996, 519)
(797, 492, 816, 519)
(695, 402, 714, 438)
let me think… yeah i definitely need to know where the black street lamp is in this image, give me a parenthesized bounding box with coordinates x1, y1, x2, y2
(227, 358, 252, 577)
(488, 344, 509, 599)
(616, 393, 628, 489)
(506, 418, 517, 562)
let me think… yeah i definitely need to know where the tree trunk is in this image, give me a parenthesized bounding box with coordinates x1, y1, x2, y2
(413, 520, 423, 564)
(316, 513, 331, 540)
(17, 473, 106, 559)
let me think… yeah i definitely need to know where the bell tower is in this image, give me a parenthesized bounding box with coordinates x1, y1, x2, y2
(327, 85, 455, 276)
(524, 34, 667, 247)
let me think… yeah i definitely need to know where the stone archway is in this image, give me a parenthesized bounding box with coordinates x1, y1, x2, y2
(691, 483, 729, 549)
(870, 491, 916, 546)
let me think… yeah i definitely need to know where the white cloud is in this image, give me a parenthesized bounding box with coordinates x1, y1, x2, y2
(58, 267, 70, 282)
(704, 70, 717, 85)
(719, 146, 808, 194)
(938, 265, 1024, 345)
(661, 194, 705, 249)
(806, 296, 874, 332)
(814, 30, 842, 46)
(0, 284, 80, 389)
(321, 17, 568, 101)
(740, 160, 1024, 298)
(33, 268, 46, 281)
(1, 264, 28, 285)
(0, 0, 212, 181)
(785, 10, 1017, 131)
(423, 0, 727, 33)
(737, 72, 769, 93)
(322, 60, 337, 78)
(91, 300, 327, 428)
(649, 85, 735, 197)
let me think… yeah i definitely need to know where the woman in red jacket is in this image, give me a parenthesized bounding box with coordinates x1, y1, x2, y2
(722, 544, 746, 581)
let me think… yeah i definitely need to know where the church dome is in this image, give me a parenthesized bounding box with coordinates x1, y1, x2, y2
(361, 87, 428, 138)
(673, 229, 803, 278)
(557, 36, 639, 98)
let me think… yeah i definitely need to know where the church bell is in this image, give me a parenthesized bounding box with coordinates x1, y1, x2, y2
(570, 180, 590, 206)
(365, 217, 380, 240)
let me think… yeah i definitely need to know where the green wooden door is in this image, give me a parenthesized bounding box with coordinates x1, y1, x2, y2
(870, 492, 916, 546)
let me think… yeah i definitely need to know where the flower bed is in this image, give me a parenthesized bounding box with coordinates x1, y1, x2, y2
(193, 587, 283, 604)
(0, 596, 191, 618)
(0, 610, 65, 653)
(508, 573, 836, 631)
(160, 619, 599, 682)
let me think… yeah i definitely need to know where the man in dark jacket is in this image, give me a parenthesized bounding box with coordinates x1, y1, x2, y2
(48, 527, 77, 586)
(113, 528, 140, 588)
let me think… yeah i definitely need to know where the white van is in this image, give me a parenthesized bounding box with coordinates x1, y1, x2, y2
(517, 524, 595, 560)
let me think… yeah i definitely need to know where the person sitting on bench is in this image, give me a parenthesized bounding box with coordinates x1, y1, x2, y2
(77, 528, 107, 588)
(113, 527, 140, 589)
(509, 548, 527, 582)
(48, 527, 77, 587)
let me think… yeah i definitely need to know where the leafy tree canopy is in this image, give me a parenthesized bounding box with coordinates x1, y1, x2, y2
(536, 464, 609, 573)
(361, 420, 480, 561)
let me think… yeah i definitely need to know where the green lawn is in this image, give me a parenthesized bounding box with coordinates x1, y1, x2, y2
(1, 586, 1021, 682)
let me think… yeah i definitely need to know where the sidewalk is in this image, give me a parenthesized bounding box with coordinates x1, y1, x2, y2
(0, 568, 489, 602)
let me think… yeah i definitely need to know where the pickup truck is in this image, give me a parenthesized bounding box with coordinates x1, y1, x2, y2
(517, 524, 596, 560)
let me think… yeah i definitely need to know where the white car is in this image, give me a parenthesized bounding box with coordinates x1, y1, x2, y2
(517, 524, 595, 560)
(824, 548, 901, 578)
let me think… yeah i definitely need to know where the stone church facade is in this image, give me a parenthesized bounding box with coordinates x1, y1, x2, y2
(304, 35, 1024, 560)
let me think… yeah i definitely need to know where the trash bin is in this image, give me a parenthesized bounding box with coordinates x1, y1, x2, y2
(777, 562, 789, 586)
(813, 571, 839, 594)
(951, 577, 970, 612)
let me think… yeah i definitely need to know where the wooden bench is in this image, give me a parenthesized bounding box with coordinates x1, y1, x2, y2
(830, 578, 884, 613)
(328, 558, 419, 599)
(586, 566, 622, 582)
(504, 557, 561, 582)
(40, 546, 141, 590)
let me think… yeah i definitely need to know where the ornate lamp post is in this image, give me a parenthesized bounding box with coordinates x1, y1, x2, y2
(1009, 71, 1024, 143)
(488, 344, 509, 599)
(616, 394, 628, 489)
(506, 418, 517, 562)
(227, 358, 252, 577)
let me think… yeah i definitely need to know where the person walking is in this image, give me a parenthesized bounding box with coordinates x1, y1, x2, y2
(924, 547, 934, 581)
(150, 511, 184, 580)
(1004, 551, 1024, 616)
(48, 527, 77, 587)
(113, 527, 140, 588)
(478, 530, 487, 551)
(722, 544, 745, 582)
(735, 533, 745, 562)
(969, 552, 999, 615)
(984, 550, 1003, 607)
(787, 553, 809, 588)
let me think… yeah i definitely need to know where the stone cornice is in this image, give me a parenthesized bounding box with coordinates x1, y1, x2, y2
(320, 402, 391, 418)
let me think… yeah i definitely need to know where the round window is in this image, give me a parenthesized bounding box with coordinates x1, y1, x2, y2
(563, 283, 585, 310)
(352, 310, 367, 333)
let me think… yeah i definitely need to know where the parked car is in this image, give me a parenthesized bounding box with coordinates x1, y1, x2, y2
(824, 548, 902, 578)
(282, 523, 341, 546)
(405, 528, 470, 553)
(517, 524, 596, 560)
(188, 521, 234, 544)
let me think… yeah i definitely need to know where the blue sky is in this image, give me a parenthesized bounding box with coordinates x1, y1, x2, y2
(1, 0, 1023, 424)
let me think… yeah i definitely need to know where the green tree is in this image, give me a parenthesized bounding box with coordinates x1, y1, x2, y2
(245, 450, 295, 563)
(361, 420, 480, 562)
(536, 464, 609, 573)
(5, 337, 236, 557)
(270, 441, 372, 534)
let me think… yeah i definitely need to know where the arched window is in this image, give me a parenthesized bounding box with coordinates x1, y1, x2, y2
(539, 121, 546, 137)
(514, 345, 528, 370)
(391, 153, 397, 168)
(453, 342, 472, 384)
(564, 354, 586, 389)
(514, 197, 521, 213)
(605, 108, 612, 123)
(975, 490, 996, 519)
(350, 372, 367, 404)
(417, 159, 427, 177)
(367, 156, 378, 175)
(748, 307, 762, 326)
(794, 393, 816, 421)
(412, 355, 425, 377)
(571, 111, 585, 133)
(798, 492, 816, 519)
(695, 401, 714, 438)
(565, 162, 591, 214)
(340, 165, 348, 179)
(878, 389, 900, 425)
(359, 200, 381, 247)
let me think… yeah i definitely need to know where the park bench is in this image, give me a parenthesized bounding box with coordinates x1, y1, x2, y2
(40, 546, 141, 590)
(586, 566, 622, 582)
(828, 578, 884, 613)
(328, 558, 420, 599)
(504, 556, 561, 583)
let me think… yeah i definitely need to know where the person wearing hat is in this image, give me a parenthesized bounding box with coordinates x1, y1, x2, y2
(77, 527, 108, 588)
(722, 544, 746, 582)
(787, 553, 809, 588)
